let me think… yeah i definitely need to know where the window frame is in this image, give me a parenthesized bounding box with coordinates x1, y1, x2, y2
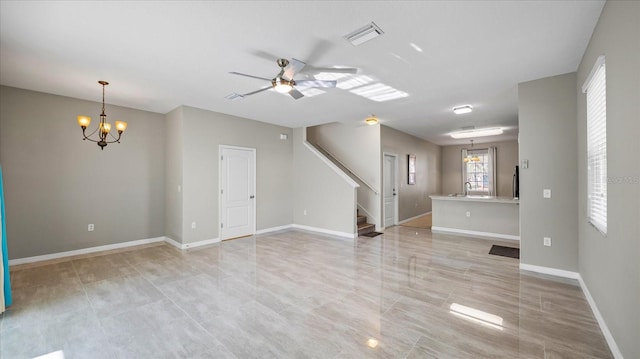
(461, 147, 496, 196)
(582, 55, 607, 235)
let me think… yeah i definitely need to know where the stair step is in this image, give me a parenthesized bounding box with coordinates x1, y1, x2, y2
(357, 215, 367, 224)
(357, 222, 375, 236)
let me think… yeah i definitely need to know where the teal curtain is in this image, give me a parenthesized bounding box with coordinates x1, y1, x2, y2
(0, 165, 11, 307)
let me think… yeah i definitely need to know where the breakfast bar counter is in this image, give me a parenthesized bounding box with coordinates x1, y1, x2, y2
(429, 195, 520, 241)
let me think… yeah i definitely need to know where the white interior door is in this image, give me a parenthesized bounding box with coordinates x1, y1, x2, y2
(220, 146, 256, 240)
(383, 153, 397, 228)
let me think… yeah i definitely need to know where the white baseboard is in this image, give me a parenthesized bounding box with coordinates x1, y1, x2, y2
(398, 211, 432, 224)
(256, 224, 293, 235)
(8, 236, 166, 266)
(431, 226, 520, 241)
(164, 237, 220, 250)
(519, 263, 580, 279)
(577, 276, 624, 359)
(520, 263, 622, 359)
(291, 224, 355, 239)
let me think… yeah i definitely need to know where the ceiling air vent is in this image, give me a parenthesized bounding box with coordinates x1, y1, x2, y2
(344, 22, 384, 46)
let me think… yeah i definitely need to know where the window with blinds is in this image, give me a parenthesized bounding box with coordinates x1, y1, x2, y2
(582, 55, 607, 235)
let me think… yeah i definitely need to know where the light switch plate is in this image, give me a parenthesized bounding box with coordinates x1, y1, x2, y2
(544, 237, 552, 246)
(543, 189, 551, 198)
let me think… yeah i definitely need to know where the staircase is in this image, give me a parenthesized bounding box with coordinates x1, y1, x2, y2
(357, 211, 376, 236)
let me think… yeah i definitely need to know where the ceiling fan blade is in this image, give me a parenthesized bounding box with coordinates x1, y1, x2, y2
(303, 66, 358, 74)
(229, 72, 272, 82)
(288, 87, 305, 100)
(305, 39, 333, 65)
(251, 50, 281, 63)
(243, 86, 272, 96)
(284, 58, 306, 80)
(295, 79, 337, 88)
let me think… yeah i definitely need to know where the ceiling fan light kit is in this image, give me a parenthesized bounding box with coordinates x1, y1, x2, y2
(228, 57, 354, 100)
(272, 77, 294, 93)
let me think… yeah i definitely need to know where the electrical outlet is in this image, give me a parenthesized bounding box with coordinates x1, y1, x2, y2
(543, 189, 552, 198)
(191, 221, 196, 229)
(88, 224, 94, 232)
(466, 211, 471, 218)
(544, 237, 551, 246)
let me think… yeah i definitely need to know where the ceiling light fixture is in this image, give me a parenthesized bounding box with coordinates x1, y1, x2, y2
(463, 140, 481, 163)
(272, 76, 294, 93)
(453, 105, 473, 114)
(450, 127, 503, 139)
(345, 21, 384, 46)
(77, 81, 127, 150)
(365, 115, 379, 125)
(271, 58, 295, 94)
(366, 338, 379, 349)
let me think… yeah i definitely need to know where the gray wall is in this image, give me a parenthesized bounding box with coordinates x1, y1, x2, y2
(164, 106, 183, 242)
(307, 122, 381, 227)
(576, 1, 640, 357)
(0, 86, 165, 259)
(293, 128, 356, 235)
(177, 106, 294, 244)
(518, 73, 578, 271)
(381, 125, 441, 220)
(441, 140, 519, 198)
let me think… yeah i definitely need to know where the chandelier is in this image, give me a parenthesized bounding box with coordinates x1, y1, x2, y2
(463, 140, 481, 163)
(77, 81, 127, 150)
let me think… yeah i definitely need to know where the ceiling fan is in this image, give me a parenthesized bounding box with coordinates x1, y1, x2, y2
(227, 58, 357, 100)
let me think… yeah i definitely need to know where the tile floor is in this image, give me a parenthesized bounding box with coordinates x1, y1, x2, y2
(0, 226, 612, 358)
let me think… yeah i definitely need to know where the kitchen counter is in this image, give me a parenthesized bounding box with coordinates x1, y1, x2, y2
(430, 195, 520, 241)
(430, 194, 519, 204)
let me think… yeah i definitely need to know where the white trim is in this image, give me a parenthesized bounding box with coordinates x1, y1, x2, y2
(291, 224, 356, 239)
(8, 236, 166, 266)
(255, 224, 294, 235)
(519, 263, 580, 279)
(398, 211, 432, 224)
(165, 237, 220, 250)
(431, 226, 520, 241)
(519, 263, 623, 358)
(577, 276, 623, 359)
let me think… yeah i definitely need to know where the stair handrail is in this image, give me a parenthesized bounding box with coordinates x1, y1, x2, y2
(314, 143, 380, 195)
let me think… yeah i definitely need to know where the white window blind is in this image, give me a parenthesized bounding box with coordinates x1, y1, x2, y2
(583, 56, 607, 235)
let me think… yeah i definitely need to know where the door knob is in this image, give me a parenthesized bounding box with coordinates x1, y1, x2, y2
(250, 195, 255, 199)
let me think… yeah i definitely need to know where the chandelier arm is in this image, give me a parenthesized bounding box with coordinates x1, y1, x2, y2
(105, 131, 122, 143)
(81, 126, 101, 142)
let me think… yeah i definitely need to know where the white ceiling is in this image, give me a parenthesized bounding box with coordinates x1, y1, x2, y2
(0, 1, 604, 145)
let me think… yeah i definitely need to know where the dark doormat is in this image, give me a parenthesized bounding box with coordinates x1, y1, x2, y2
(361, 232, 383, 238)
(489, 245, 520, 259)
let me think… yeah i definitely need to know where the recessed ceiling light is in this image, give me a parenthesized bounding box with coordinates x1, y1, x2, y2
(450, 127, 503, 139)
(344, 22, 384, 46)
(453, 105, 473, 114)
